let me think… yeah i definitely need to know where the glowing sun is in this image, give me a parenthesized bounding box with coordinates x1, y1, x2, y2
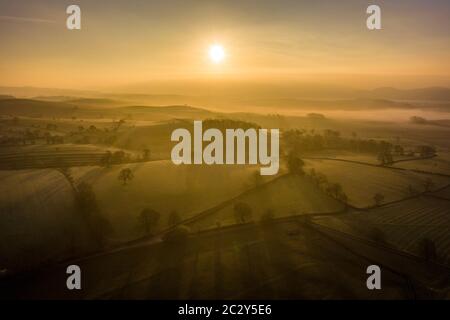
(208, 44, 226, 63)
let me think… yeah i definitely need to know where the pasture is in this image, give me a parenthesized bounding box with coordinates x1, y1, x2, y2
(313, 196, 450, 265)
(189, 174, 344, 231)
(71, 161, 273, 240)
(304, 159, 450, 208)
(0, 169, 89, 272)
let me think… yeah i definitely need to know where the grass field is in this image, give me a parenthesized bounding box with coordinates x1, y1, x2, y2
(0, 169, 89, 272)
(313, 195, 450, 265)
(393, 152, 450, 176)
(304, 159, 450, 208)
(71, 161, 276, 240)
(0, 162, 275, 272)
(189, 174, 344, 231)
(2, 220, 412, 299)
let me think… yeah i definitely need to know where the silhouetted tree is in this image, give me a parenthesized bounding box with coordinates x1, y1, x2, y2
(75, 182, 112, 246)
(233, 202, 253, 224)
(394, 145, 404, 156)
(142, 148, 150, 161)
(417, 145, 436, 157)
(260, 208, 275, 225)
(287, 153, 305, 175)
(101, 151, 112, 168)
(118, 168, 134, 185)
(168, 210, 181, 226)
(139, 208, 160, 235)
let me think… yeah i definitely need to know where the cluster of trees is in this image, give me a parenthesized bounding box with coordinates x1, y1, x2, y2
(284, 128, 392, 155)
(233, 202, 253, 224)
(67, 126, 118, 146)
(138, 207, 182, 236)
(100, 149, 151, 169)
(377, 141, 394, 165)
(416, 145, 436, 157)
(201, 119, 261, 132)
(44, 133, 64, 144)
(283, 129, 436, 165)
(0, 128, 59, 146)
(57, 167, 112, 248)
(287, 153, 306, 175)
(74, 182, 113, 247)
(307, 168, 348, 205)
(138, 207, 187, 243)
(406, 178, 435, 197)
(102, 151, 133, 168)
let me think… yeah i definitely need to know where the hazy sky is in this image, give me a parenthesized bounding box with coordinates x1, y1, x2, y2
(0, 0, 449, 92)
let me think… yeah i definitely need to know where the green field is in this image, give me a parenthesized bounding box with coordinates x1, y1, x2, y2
(304, 159, 449, 208)
(189, 174, 344, 231)
(393, 152, 450, 176)
(313, 195, 450, 265)
(0, 169, 89, 272)
(2, 220, 413, 299)
(70, 161, 277, 239)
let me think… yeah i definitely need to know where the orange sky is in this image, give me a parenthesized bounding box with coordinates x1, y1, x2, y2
(0, 0, 449, 91)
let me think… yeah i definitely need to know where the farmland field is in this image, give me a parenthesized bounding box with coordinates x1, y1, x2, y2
(1, 220, 414, 300)
(70, 161, 279, 240)
(0, 144, 139, 169)
(0, 169, 87, 272)
(304, 159, 450, 208)
(434, 185, 450, 200)
(313, 196, 450, 265)
(304, 150, 409, 165)
(189, 174, 344, 231)
(393, 152, 450, 176)
(1, 0, 450, 301)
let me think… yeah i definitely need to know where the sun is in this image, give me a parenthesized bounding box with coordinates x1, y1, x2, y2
(208, 44, 226, 64)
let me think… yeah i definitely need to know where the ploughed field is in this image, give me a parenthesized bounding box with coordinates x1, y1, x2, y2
(0, 144, 137, 169)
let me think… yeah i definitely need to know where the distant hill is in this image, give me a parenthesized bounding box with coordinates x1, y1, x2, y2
(0, 86, 96, 99)
(238, 97, 449, 111)
(65, 98, 127, 107)
(0, 98, 213, 120)
(0, 99, 77, 117)
(0, 95, 15, 100)
(357, 87, 450, 102)
(117, 105, 210, 113)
